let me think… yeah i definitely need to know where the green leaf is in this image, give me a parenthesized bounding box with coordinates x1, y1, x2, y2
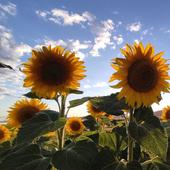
(90, 93, 128, 116)
(69, 97, 93, 108)
(128, 121, 168, 161)
(0, 62, 13, 70)
(142, 158, 170, 170)
(82, 115, 98, 131)
(91, 147, 116, 170)
(52, 140, 98, 170)
(15, 110, 66, 144)
(99, 132, 126, 152)
(0, 144, 51, 170)
(24, 91, 42, 99)
(134, 107, 154, 123)
(68, 89, 83, 95)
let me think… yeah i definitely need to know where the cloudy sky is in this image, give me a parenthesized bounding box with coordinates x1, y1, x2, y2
(0, 0, 170, 118)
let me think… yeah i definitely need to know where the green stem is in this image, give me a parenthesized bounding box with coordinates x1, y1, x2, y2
(127, 108, 134, 162)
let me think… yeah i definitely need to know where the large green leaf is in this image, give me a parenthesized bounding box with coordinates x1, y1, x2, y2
(129, 121, 168, 161)
(15, 110, 66, 144)
(90, 93, 128, 116)
(99, 132, 126, 152)
(52, 140, 98, 170)
(0, 144, 50, 170)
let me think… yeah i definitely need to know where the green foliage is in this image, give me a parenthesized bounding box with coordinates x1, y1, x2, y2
(99, 132, 126, 152)
(24, 91, 42, 99)
(90, 93, 128, 116)
(52, 140, 98, 170)
(0, 144, 51, 170)
(69, 97, 93, 108)
(129, 107, 168, 161)
(15, 110, 66, 144)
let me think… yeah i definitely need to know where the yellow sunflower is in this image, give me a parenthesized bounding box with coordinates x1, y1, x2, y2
(65, 117, 85, 136)
(109, 42, 170, 108)
(161, 106, 170, 120)
(23, 46, 86, 98)
(8, 98, 48, 128)
(87, 101, 105, 117)
(0, 125, 11, 143)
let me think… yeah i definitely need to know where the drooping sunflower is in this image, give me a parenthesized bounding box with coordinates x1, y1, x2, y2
(65, 117, 85, 136)
(109, 42, 170, 108)
(0, 125, 11, 143)
(161, 106, 170, 120)
(8, 98, 48, 128)
(87, 101, 105, 117)
(23, 46, 86, 98)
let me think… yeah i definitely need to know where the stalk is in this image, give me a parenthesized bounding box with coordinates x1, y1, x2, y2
(127, 108, 134, 162)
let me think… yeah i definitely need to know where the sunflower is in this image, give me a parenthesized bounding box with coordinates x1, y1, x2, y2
(161, 106, 170, 120)
(8, 98, 48, 128)
(109, 42, 170, 108)
(23, 46, 86, 98)
(65, 117, 85, 136)
(87, 101, 105, 117)
(0, 125, 11, 143)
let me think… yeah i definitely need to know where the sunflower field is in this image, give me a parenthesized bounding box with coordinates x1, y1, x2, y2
(0, 42, 170, 170)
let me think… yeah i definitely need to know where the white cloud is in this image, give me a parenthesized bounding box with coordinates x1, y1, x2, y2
(93, 81, 108, 88)
(0, 25, 31, 98)
(0, 2, 16, 18)
(90, 19, 114, 56)
(165, 30, 170, 33)
(126, 22, 142, 32)
(113, 35, 123, 45)
(83, 84, 91, 89)
(36, 8, 95, 26)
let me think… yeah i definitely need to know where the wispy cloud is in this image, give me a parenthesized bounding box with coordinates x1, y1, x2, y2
(0, 25, 31, 98)
(90, 19, 114, 56)
(126, 22, 142, 32)
(36, 8, 95, 26)
(113, 34, 123, 45)
(0, 2, 16, 19)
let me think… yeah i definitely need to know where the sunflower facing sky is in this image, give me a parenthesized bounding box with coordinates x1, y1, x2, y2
(65, 117, 85, 136)
(23, 46, 86, 99)
(87, 101, 105, 117)
(0, 125, 10, 144)
(7, 98, 48, 128)
(109, 42, 170, 108)
(161, 106, 170, 120)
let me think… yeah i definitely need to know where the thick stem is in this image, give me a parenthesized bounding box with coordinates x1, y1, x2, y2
(127, 108, 134, 162)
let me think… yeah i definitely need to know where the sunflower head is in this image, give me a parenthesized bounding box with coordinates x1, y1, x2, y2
(65, 117, 85, 136)
(87, 101, 105, 117)
(0, 125, 11, 144)
(23, 46, 86, 99)
(109, 42, 170, 108)
(8, 98, 48, 128)
(161, 106, 170, 121)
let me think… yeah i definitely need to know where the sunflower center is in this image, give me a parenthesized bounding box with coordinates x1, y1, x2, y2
(17, 106, 40, 123)
(127, 60, 158, 92)
(70, 121, 81, 131)
(0, 130, 4, 139)
(165, 111, 170, 120)
(39, 56, 72, 86)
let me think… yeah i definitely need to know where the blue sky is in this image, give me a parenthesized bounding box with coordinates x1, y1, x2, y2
(0, 0, 170, 118)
